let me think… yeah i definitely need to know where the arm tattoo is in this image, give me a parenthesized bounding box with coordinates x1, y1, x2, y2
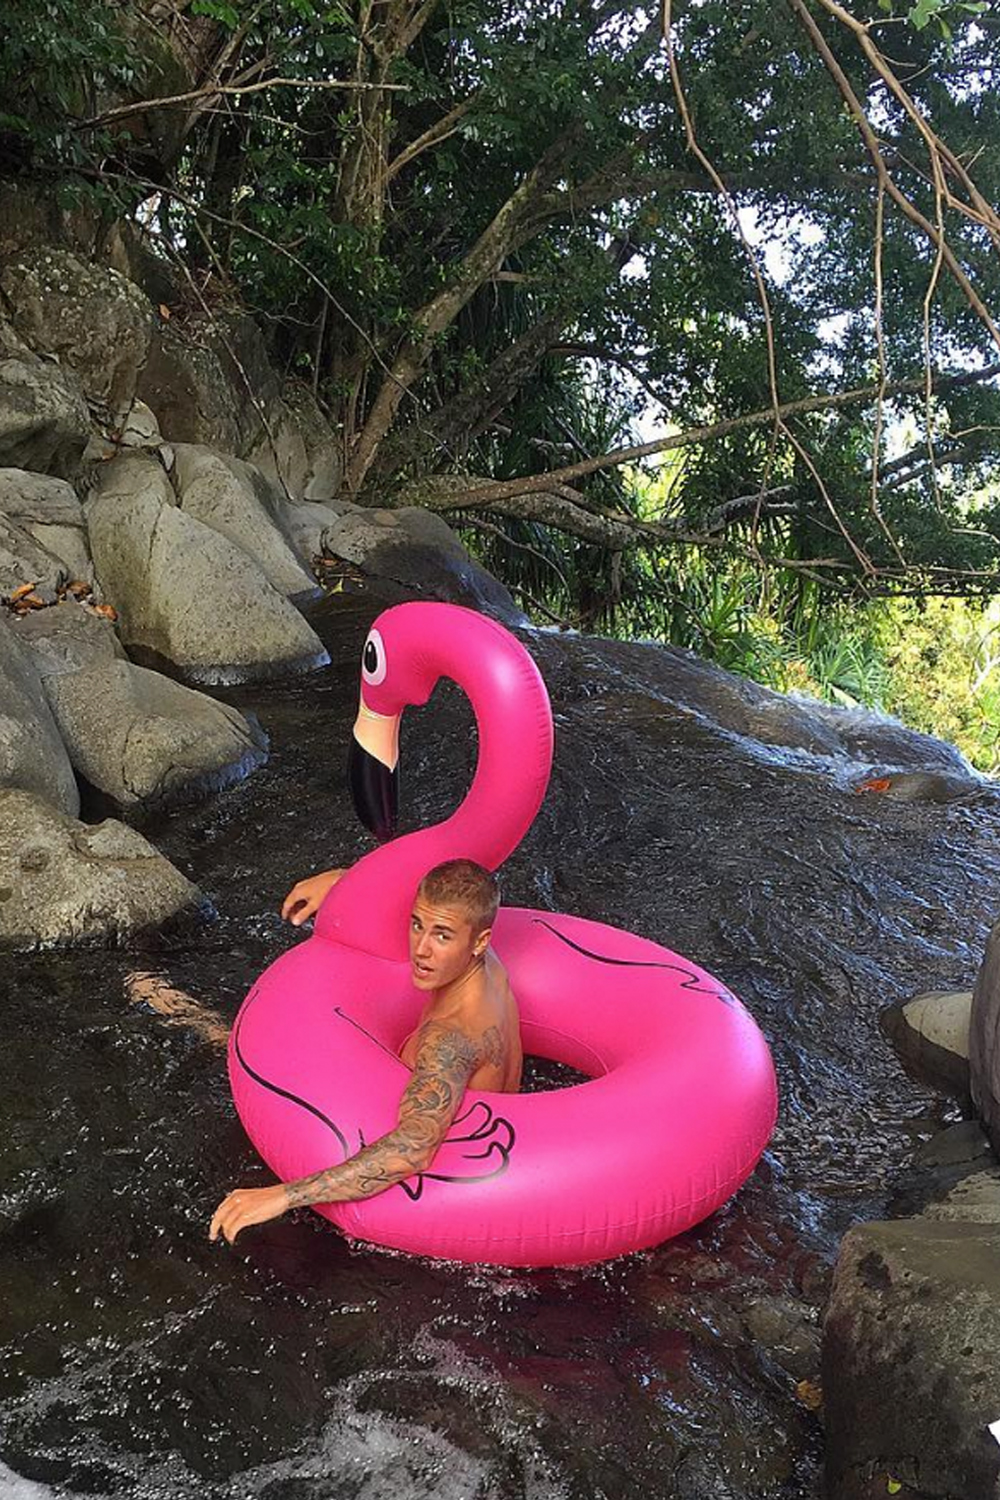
(284, 1020, 479, 1209)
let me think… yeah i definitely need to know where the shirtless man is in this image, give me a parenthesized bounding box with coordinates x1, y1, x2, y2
(208, 858, 521, 1245)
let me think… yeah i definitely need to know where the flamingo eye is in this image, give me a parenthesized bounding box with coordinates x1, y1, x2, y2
(361, 628, 387, 686)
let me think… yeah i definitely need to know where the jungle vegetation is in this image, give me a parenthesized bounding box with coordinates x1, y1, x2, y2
(3, 0, 1000, 758)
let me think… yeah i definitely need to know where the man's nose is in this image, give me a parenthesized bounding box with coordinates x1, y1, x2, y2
(415, 932, 433, 957)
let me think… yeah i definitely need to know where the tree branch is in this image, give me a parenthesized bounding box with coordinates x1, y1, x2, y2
(422, 362, 1000, 511)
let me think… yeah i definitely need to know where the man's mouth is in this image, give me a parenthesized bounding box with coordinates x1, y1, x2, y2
(412, 961, 433, 978)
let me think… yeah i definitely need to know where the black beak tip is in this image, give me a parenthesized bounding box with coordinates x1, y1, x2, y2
(348, 739, 399, 843)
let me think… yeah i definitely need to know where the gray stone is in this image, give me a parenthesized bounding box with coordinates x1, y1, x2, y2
(13, 601, 268, 809)
(0, 251, 155, 423)
(0, 788, 201, 948)
(0, 513, 69, 598)
(0, 468, 92, 585)
(136, 313, 282, 462)
(86, 461, 328, 685)
(323, 504, 525, 624)
(172, 444, 316, 599)
(249, 381, 342, 500)
(0, 613, 78, 816)
(922, 1165, 1000, 1225)
(971, 917, 1000, 1156)
(823, 1215, 1000, 1500)
(283, 499, 352, 562)
(881, 989, 972, 1099)
(0, 354, 91, 478)
(119, 399, 163, 448)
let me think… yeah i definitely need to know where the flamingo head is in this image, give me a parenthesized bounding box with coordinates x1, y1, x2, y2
(347, 607, 444, 843)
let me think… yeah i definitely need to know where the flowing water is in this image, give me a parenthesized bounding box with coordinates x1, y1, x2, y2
(3, 585, 998, 1499)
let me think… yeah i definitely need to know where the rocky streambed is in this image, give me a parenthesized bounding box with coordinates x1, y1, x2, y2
(4, 581, 1000, 1499)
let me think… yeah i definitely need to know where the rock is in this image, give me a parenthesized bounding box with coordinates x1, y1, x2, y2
(742, 1294, 821, 1380)
(880, 989, 972, 1099)
(853, 769, 981, 803)
(0, 788, 201, 948)
(283, 499, 352, 562)
(823, 1214, 1000, 1500)
(119, 399, 163, 449)
(0, 512, 70, 599)
(171, 445, 317, 599)
(0, 468, 93, 585)
(0, 353, 91, 478)
(922, 1164, 1000, 1225)
(324, 504, 525, 623)
(13, 601, 268, 811)
(86, 458, 328, 684)
(136, 313, 282, 459)
(0, 614, 79, 816)
(250, 381, 343, 500)
(970, 917, 1000, 1155)
(137, 320, 341, 501)
(0, 251, 155, 423)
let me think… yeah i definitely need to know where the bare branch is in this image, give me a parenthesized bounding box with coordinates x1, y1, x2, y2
(77, 74, 408, 130)
(426, 361, 1000, 511)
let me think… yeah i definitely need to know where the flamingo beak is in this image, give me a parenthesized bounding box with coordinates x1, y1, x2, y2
(349, 701, 400, 842)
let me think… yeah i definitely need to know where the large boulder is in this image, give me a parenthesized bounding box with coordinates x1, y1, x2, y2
(13, 602, 268, 811)
(823, 1202, 1000, 1499)
(324, 504, 525, 624)
(0, 353, 91, 478)
(0, 788, 201, 948)
(171, 445, 316, 599)
(86, 453, 328, 684)
(0, 251, 155, 424)
(970, 916, 1000, 1154)
(0, 468, 92, 585)
(137, 313, 281, 458)
(0, 614, 78, 816)
(137, 317, 340, 501)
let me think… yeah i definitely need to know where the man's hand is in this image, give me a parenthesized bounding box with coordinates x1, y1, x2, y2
(209, 1184, 289, 1243)
(281, 868, 346, 926)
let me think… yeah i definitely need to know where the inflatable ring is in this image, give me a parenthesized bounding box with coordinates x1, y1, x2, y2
(229, 603, 777, 1267)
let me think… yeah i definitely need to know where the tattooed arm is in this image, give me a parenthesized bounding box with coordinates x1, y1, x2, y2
(209, 1020, 479, 1243)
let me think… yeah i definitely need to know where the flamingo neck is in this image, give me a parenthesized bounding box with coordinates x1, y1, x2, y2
(316, 617, 553, 962)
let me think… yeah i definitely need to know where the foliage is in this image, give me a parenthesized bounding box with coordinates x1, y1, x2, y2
(2, 0, 1000, 612)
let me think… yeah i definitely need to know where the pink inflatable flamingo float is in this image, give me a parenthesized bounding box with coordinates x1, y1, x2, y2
(229, 602, 777, 1267)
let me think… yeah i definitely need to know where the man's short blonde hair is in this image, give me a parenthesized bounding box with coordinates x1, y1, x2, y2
(418, 859, 500, 935)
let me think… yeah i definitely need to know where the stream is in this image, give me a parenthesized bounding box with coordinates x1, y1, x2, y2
(3, 583, 997, 1499)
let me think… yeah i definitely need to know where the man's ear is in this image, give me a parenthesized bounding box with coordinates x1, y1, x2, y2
(474, 925, 492, 956)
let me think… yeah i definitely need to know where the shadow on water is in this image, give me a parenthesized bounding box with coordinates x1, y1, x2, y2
(2, 587, 995, 1498)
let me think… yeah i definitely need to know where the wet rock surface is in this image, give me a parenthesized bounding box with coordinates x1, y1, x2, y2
(2, 590, 998, 1498)
(13, 602, 268, 812)
(0, 787, 201, 948)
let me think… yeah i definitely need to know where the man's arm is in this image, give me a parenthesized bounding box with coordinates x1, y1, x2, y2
(209, 1019, 479, 1243)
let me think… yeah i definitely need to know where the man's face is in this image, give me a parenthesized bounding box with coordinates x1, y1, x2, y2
(409, 894, 485, 991)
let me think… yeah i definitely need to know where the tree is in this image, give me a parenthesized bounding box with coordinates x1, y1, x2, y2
(3, 0, 1000, 610)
